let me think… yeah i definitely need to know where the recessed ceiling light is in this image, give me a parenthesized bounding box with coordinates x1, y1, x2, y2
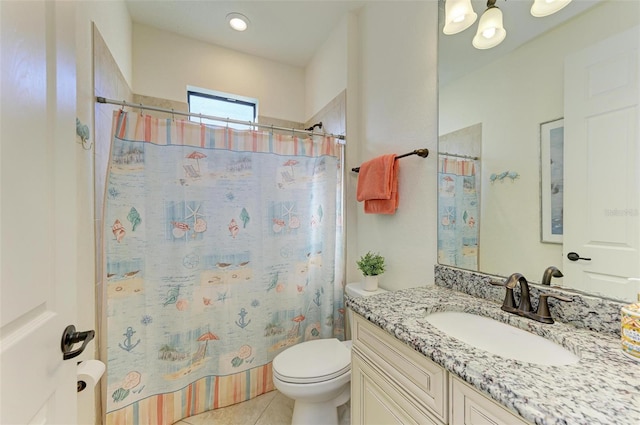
(227, 13, 250, 32)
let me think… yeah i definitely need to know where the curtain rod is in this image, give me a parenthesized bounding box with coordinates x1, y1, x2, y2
(351, 148, 429, 173)
(439, 151, 479, 160)
(96, 97, 346, 141)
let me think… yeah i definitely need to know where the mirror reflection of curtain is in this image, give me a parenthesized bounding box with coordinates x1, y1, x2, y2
(103, 111, 345, 424)
(438, 157, 479, 270)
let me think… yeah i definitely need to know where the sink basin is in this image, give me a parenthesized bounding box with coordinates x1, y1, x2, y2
(425, 311, 580, 366)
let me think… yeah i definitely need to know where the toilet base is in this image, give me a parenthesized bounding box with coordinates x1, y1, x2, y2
(290, 384, 350, 425)
(292, 400, 338, 425)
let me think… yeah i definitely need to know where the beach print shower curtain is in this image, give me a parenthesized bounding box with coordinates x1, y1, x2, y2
(104, 111, 344, 424)
(438, 157, 479, 270)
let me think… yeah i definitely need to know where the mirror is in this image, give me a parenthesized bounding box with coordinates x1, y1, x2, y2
(437, 0, 639, 301)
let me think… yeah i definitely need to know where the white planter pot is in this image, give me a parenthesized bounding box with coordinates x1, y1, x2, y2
(362, 275, 379, 292)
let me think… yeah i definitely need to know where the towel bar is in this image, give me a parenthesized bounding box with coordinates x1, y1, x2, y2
(351, 148, 429, 173)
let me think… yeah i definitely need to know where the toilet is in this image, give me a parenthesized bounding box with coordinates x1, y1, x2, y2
(272, 282, 387, 425)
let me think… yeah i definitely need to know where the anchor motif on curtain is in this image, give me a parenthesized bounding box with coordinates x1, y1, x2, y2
(235, 308, 251, 329)
(118, 327, 140, 352)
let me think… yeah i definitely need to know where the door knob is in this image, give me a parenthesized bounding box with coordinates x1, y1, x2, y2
(567, 252, 591, 262)
(61, 325, 95, 360)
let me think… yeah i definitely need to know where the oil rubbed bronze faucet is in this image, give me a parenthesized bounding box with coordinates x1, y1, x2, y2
(491, 273, 572, 324)
(491, 273, 531, 314)
(541, 266, 563, 286)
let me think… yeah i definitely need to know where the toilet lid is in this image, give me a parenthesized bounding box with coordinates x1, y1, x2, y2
(272, 338, 351, 384)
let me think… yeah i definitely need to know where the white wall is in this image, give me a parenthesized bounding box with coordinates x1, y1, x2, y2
(439, 0, 639, 280)
(132, 24, 306, 122)
(349, 2, 439, 289)
(304, 16, 348, 120)
(76, 0, 133, 359)
(345, 10, 361, 286)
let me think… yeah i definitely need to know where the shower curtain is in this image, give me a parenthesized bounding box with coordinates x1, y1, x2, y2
(437, 157, 479, 270)
(103, 111, 345, 424)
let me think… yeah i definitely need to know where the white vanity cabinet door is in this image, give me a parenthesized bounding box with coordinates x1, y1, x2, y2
(352, 352, 442, 425)
(450, 376, 530, 425)
(350, 313, 447, 424)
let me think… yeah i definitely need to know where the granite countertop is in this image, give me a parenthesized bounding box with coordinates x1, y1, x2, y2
(345, 285, 640, 425)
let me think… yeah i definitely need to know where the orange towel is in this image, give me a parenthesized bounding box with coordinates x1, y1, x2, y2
(356, 154, 399, 215)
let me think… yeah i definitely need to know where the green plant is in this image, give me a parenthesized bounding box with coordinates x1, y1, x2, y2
(356, 251, 386, 276)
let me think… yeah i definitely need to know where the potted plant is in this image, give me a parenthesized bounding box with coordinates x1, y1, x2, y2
(356, 251, 385, 291)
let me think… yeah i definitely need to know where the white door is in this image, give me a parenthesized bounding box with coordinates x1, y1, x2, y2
(1, 1, 80, 424)
(563, 25, 640, 301)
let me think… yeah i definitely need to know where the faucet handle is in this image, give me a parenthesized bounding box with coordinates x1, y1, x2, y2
(536, 293, 573, 324)
(489, 279, 516, 310)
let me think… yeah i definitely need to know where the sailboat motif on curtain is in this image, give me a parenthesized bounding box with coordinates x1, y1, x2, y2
(104, 111, 344, 424)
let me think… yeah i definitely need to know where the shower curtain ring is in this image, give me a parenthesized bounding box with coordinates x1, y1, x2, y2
(139, 103, 144, 115)
(171, 108, 175, 122)
(120, 101, 125, 112)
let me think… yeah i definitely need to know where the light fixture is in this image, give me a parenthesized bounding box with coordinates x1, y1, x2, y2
(530, 0, 572, 17)
(443, 0, 477, 35)
(472, 0, 506, 50)
(443, 0, 572, 50)
(227, 13, 250, 32)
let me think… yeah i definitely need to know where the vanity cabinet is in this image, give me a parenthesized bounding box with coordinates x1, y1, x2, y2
(351, 353, 443, 425)
(350, 313, 531, 425)
(351, 312, 447, 424)
(450, 376, 529, 425)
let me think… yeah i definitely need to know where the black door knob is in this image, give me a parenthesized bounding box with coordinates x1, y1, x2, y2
(567, 252, 591, 262)
(60, 325, 95, 360)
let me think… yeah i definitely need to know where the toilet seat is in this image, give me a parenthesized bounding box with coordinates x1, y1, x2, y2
(272, 338, 351, 384)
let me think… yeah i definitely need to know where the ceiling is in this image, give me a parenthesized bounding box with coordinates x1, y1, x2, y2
(125, 0, 365, 68)
(125, 0, 602, 74)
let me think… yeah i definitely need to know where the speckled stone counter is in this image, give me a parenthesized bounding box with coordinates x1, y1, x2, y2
(345, 285, 640, 425)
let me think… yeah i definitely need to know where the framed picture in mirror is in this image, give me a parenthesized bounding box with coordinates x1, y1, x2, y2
(540, 118, 564, 244)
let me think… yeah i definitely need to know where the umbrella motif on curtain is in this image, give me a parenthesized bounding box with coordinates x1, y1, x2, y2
(283, 159, 299, 178)
(290, 314, 305, 337)
(186, 151, 207, 172)
(196, 331, 219, 358)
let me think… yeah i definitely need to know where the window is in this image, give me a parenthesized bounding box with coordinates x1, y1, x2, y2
(188, 87, 257, 130)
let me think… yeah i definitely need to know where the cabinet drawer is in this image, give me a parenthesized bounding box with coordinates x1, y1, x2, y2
(351, 312, 447, 423)
(450, 376, 530, 425)
(352, 352, 443, 425)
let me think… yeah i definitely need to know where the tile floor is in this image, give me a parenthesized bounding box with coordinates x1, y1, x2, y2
(174, 391, 350, 425)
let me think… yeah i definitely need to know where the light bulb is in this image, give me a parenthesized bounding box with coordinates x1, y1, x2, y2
(482, 27, 496, 39)
(443, 0, 477, 35)
(229, 18, 247, 31)
(531, 0, 572, 17)
(472, 6, 506, 49)
(227, 13, 250, 32)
